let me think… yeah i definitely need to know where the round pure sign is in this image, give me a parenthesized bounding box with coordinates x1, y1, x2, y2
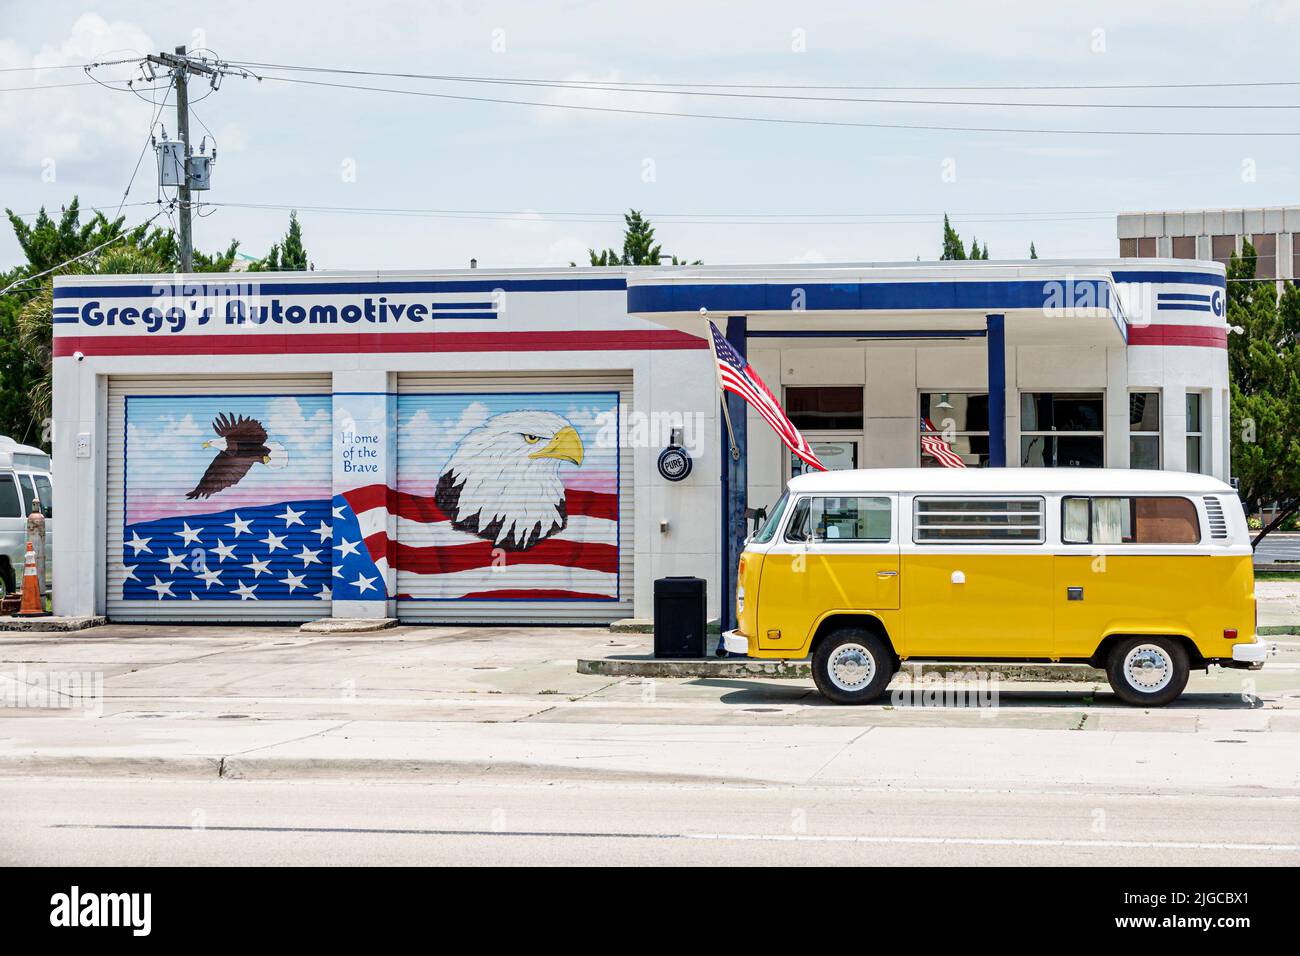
(657, 445, 693, 482)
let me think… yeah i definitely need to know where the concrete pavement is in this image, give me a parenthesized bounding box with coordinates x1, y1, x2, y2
(4, 776, 1297, 866)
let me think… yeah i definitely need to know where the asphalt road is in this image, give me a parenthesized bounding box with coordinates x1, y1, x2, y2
(2, 776, 1297, 866)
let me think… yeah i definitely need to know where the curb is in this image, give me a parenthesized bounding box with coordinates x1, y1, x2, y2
(0, 615, 107, 633)
(299, 618, 398, 634)
(577, 657, 1107, 683)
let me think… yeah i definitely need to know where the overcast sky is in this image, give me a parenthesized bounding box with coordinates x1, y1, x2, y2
(4, 1, 1300, 272)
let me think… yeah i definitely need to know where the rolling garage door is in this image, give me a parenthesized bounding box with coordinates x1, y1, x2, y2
(395, 371, 633, 624)
(106, 375, 333, 621)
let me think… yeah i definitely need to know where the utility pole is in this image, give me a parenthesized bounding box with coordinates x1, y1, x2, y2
(173, 45, 193, 273)
(145, 46, 218, 273)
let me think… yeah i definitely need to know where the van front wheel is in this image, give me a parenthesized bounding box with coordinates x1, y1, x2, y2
(1105, 636, 1189, 707)
(812, 628, 894, 705)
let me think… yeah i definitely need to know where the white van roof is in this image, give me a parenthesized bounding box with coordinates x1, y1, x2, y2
(787, 467, 1235, 496)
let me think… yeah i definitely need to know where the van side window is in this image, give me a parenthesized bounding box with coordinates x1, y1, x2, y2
(1062, 496, 1200, 545)
(785, 496, 891, 543)
(32, 475, 52, 518)
(913, 497, 1044, 543)
(17, 474, 36, 515)
(0, 475, 20, 518)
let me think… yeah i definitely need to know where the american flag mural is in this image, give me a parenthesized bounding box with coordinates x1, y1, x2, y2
(708, 321, 826, 472)
(121, 395, 334, 602)
(920, 415, 967, 468)
(392, 392, 620, 602)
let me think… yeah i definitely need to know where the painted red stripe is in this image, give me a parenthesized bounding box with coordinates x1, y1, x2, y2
(53, 328, 707, 357)
(452, 588, 615, 600)
(393, 537, 618, 575)
(1127, 324, 1228, 348)
(344, 484, 617, 523)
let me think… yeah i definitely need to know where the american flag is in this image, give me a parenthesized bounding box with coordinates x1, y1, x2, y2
(708, 321, 825, 472)
(920, 416, 967, 468)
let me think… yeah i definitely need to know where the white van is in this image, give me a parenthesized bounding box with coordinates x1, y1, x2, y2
(0, 436, 53, 598)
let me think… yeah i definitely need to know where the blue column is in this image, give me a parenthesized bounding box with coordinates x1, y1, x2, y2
(720, 315, 748, 635)
(986, 313, 1007, 467)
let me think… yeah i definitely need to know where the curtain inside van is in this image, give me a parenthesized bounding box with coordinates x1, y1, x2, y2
(1093, 497, 1126, 544)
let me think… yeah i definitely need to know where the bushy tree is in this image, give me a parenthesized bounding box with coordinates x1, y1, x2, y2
(940, 214, 966, 260)
(1227, 240, 1300, 545)
(251, 211, 311, 271)
(579, 210, 699, 266)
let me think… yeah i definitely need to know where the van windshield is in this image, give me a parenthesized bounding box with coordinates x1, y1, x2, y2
(750, 492, 790, 544)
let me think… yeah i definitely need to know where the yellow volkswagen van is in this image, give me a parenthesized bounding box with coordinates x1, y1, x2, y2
(722, 468, 1266, 706)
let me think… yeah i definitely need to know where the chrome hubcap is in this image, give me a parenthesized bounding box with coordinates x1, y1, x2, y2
(827, 642, 876, 692)
(1123, 643, 1173, 693)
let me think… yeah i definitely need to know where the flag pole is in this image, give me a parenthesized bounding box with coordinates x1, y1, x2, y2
(706, 320, 741, 461)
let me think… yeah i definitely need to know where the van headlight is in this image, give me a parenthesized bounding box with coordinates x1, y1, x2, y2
(736, 582, 745, 615)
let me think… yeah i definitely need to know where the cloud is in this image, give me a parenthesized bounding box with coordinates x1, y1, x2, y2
(267, 396, 330, 454)
(0, 14, 158, 174)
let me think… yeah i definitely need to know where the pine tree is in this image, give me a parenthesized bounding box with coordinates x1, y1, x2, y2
(940, 214, 966, 260)
(253, 211, 311, 272)
(968, 236, 982, 260)
(1029, 242, 1038, 259)
(580, 210, 698, 266)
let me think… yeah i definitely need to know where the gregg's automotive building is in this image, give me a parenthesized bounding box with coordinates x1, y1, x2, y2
(51, 258, 1229, 626)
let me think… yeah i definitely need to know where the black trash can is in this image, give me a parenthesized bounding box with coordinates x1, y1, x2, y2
(653, 576, 707, 659)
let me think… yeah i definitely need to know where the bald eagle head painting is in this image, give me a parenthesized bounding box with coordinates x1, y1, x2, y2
(434, 410, 585, 551)
(185, 413, 289, 500)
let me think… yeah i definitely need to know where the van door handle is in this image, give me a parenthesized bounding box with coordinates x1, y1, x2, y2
(876, 570, 898, 578)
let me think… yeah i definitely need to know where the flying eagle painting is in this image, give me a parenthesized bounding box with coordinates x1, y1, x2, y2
(185, 413, 288, 500)
(434, 410, 585, 551)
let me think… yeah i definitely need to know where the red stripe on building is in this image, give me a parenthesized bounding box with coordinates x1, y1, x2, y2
(343, 484, 617, 523)
(1127, 325, 1228, 348)
(53, 328, 707, 357)
(392, 538, 618, 575)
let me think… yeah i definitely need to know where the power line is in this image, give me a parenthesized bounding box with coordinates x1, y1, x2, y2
(238, 62, 1300, 111)
(0, 210, 165, 297)
(225, 60, 1300, 94)
(202, 200, 1118, 227)
(254, 74, 1300, 137)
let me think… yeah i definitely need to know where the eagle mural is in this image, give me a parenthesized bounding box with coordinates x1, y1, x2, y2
(186, 413, 288, 499)
(434, 410, 585, 551)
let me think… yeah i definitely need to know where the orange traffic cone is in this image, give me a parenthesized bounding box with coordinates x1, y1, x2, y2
(17, 541, 46, 617)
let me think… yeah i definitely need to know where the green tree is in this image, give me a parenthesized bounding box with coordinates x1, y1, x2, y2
(1227, 240, 1300, 545)
(0, 197, 239, 448)
(940, 214, 966, 260)
(1029, 242, 1039, 259)
(251, 211, 311, 272)
(577, 210, 699, 266)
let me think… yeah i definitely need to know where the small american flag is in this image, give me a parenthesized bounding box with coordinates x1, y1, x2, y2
(709, 322, 826, 472)
(920, 415, 967, 468)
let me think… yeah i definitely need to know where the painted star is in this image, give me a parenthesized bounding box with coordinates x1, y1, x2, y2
(315, 585, 332, 601)
(226, 513, 253, 537)
(162, 548, 189, 573)
(211, 539, 236, 563)
(281, 570, 306, 592)
(277, 505, 305, 528)
(146, 576, 174, 600)
(349, 572, 378, 595)
(332, 503, 345, 520)
(121, 564, 139, 583)
(233, 580, 259, 601)
(175, 522, 203, 546)
(332, 565, 343, 578)
(260, 529, 287, 553)
(312, 521, 332, 543)
(244, 554, 272, 577)
(296, 545, 323, 566)
(198, 566, 224, 590)
(126, 531, 152, 556)
(334, 537, 360, 558)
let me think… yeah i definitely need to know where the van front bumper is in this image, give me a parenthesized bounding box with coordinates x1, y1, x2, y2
(721, 630, 751, 655)
(1228, 636, 1269, 669)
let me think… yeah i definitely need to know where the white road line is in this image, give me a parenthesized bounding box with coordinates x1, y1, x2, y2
(688, 832, 1300, 851)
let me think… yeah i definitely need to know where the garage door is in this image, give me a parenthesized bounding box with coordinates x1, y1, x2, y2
(106, 376, 333, 621)
(395, 372, 633, 623)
